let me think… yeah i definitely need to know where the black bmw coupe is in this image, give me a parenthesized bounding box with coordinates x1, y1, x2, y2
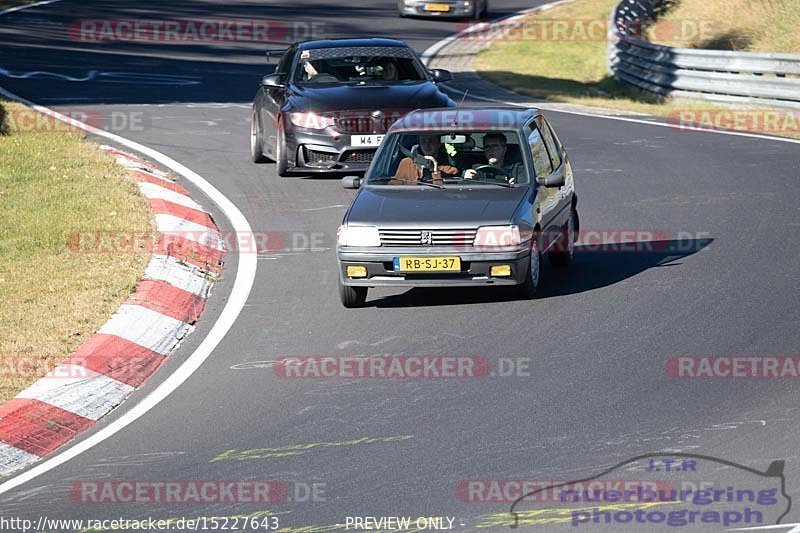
(250, 38, 456, 176)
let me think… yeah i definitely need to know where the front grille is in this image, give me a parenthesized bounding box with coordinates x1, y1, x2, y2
(336, 117, 373, 134)
(335, 115, 397, 134)
(379, 228, 478, 247)
(344, 150, 375, 164)
(305, 148, 336, 165)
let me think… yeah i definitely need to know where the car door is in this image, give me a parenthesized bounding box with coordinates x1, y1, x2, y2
(524, 120, 558, 251)
(261, 45, 297, 150)
(537, 116, 571, 234)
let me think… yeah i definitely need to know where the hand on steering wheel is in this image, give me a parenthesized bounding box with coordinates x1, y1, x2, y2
(468, 164, 515, 185)
(473, 163, 504, 174)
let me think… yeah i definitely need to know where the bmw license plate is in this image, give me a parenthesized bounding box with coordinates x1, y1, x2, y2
(424, 3, 452, 11)
(394, 257, 461, 272)
(351, 134, 384, 147)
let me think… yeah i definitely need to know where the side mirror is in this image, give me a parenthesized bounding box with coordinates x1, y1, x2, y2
(342, 176, 361, 189)
(261, 74, 285, 88)
(536, 173, 565, 188)
(429, 68, 453, 83)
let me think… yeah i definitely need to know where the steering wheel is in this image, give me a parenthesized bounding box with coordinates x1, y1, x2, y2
(473, 164, 507, 177)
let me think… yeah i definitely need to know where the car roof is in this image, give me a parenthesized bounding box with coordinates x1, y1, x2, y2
(297, 38, 410, 51)
(387, 107, 540, 133)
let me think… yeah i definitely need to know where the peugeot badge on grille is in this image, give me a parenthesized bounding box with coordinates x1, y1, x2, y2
(420, 231, 433, 245)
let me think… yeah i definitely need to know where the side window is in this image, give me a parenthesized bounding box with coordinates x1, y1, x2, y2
(539, 118, 562, 170)
(276, 46, 297, 78)
(544, 117, 564, 149)
(526, 124, 553, 177)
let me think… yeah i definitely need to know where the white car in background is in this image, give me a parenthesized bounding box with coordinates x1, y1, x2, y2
(398, 0, 489, 19)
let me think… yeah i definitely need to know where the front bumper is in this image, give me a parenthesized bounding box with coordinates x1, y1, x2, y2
(338, 245, 530, 287)
(399, 0, 476, 17)
(287, 129, 378, 173)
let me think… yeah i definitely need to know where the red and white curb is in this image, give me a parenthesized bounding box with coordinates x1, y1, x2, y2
(0, 146, 223, 476)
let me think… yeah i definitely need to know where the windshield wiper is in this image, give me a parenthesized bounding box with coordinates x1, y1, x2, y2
(369, 177, 445, 189)
(446, 176, 515, 188)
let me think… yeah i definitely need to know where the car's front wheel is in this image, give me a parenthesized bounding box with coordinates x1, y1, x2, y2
(250, 109, 269, 164)
(472, 2, 482, 19)
(516, 237, 541, 299)
(275, 122, 290, 177)
(339, 279, 368, 308)
(549, 208, 577, 267)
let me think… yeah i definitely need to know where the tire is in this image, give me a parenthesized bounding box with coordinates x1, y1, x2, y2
(250, 109, 269, 164)
(339, 279, 368, 308)
(472, 2, 482, 19)
(516, 237, 541, 299)
(398, 0, 406, 17)
(275, 122, 290, 177)
(482, 0, 489, 17)
(549, 208, 576, 268)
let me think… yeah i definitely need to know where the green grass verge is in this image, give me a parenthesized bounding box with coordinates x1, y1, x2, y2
(652, 0, 800, 53)
(0, 100, 153, 403)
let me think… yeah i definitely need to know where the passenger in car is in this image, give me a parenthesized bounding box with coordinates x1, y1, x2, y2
(464, 133, 525, 185)
(303, 60, 319, 80)
(302, 60, 340, 83)
(391, 134, 460, 184)
(379, 59, 399, 81)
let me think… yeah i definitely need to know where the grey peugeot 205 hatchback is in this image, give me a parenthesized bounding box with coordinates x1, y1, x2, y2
(336, 107, 578, 307)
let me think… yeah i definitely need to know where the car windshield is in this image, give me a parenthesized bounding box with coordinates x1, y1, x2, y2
(367, 131, 530, 187)
(294, 46, 427, 85)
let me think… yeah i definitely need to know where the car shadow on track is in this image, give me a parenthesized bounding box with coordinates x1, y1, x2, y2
(367, 238, 713, 308)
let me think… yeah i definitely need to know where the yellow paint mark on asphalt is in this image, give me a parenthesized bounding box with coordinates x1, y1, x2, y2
(475, 501, 681, 528)
(210, 435, 413, 462)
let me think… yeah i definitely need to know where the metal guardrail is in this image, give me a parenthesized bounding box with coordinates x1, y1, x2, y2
(607, 0, 800, 108)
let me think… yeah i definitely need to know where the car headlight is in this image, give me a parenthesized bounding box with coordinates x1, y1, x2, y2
(473, 225, 523, 247)
(337, 225, 381, 247)
(289, 112, 335, 130)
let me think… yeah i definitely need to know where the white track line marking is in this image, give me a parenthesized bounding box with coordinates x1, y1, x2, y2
(0, 1, 257, 492)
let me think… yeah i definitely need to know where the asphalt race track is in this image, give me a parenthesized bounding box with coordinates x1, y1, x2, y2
(1, 1, 799, 531)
